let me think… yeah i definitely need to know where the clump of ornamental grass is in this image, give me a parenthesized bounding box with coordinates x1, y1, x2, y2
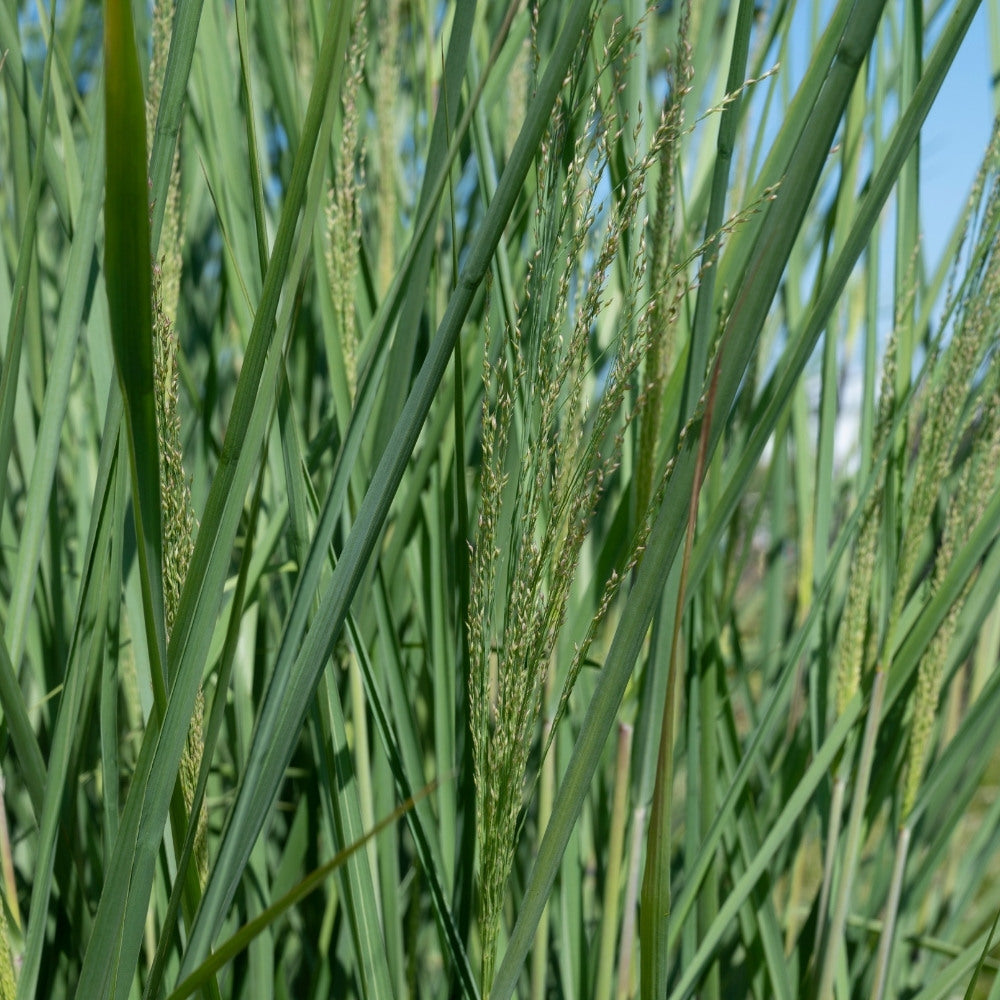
(820, 124, 1000, 1000)
(866, 131, 1000, 1000)
(467, 14, 702, 990)
(899, 124, 1000, 820)
(901, 384, 1000, 817)
(884, 123, 1000, 665)
(466, 12, 784, 987)
(324, 0, 367, 401)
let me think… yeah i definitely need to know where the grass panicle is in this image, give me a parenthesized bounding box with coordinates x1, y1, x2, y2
(901, 126, 1000, 819)
(325, 0, 368, 401)
(375, 0, 402, 295)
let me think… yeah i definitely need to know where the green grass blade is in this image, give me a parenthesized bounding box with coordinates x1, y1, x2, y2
(103, 0, 167, 703)
(370, 0, 479, 459)
(666, 703, 862, 1000)
(16, 385, 124, 1000)
(164, 790, 431, 1000)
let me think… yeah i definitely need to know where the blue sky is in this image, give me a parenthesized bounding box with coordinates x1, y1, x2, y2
(775, 2, 997, 270)
(919, 5, 996, 266)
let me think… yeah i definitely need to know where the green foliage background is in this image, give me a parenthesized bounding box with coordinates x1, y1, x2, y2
(2, 1, 1000, 998)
